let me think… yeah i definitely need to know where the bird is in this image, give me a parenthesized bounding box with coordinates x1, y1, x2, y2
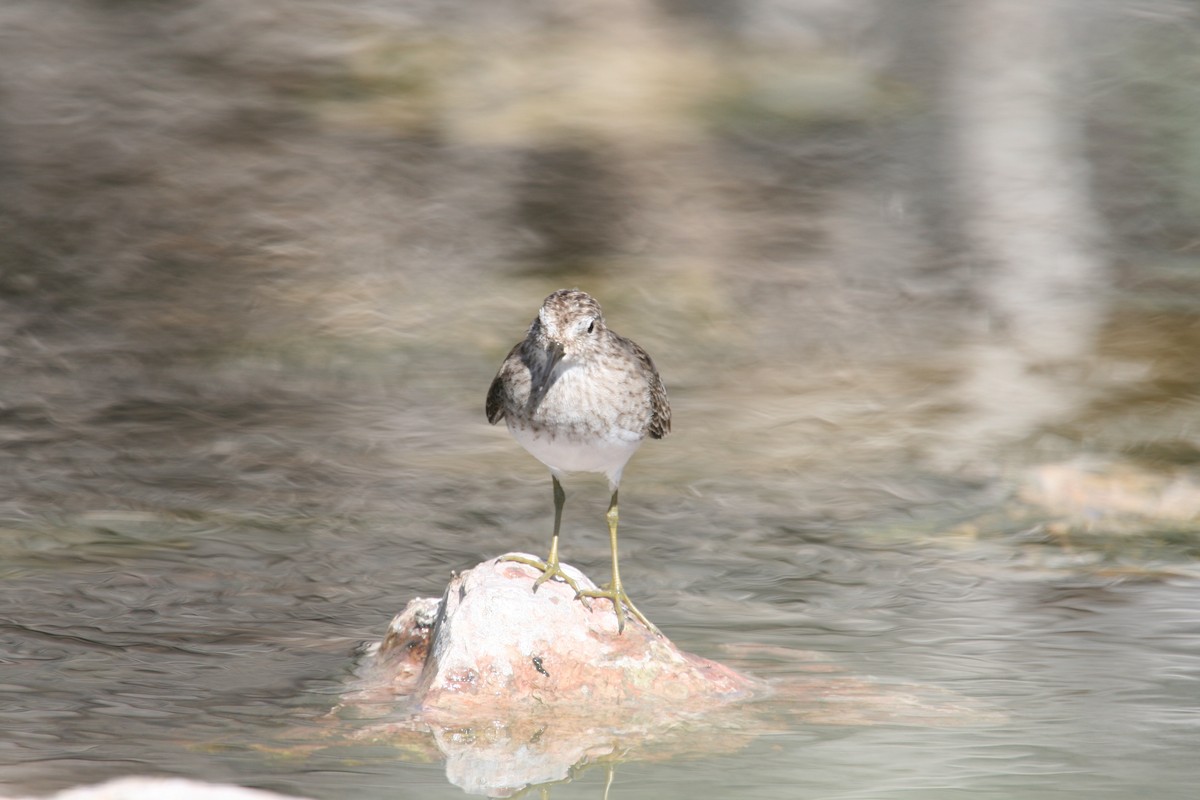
(486, 289, 671, 634)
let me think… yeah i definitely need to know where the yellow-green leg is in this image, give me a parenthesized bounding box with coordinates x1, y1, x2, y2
(501, 476, 583, 596)
(579, 489, 661, 635)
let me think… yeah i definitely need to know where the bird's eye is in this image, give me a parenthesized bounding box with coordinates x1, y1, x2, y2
(586, 320, 595, 334)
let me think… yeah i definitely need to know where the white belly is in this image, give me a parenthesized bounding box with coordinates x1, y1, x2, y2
(508, 421, 643, 487)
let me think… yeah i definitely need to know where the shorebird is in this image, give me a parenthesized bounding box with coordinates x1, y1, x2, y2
(486, 289, 670, 633)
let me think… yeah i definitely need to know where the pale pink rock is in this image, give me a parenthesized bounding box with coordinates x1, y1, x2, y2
(368, 554, 760, 716)
(1022, 460, 1200, 525)
(343, 555, 763, 796)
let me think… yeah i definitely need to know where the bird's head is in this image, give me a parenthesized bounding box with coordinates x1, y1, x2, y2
(531, 289, 607, 364)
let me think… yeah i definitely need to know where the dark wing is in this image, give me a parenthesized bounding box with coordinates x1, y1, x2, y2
(485, 343, 522, 424)
(628, 338, 671, 439)
(486, 373, 506, 424)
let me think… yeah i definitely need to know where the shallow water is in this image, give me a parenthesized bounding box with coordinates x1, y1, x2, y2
(2, 0, 1200, 798)
(3, 502, 1197, 798)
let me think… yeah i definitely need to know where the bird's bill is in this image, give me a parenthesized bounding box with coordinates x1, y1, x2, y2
(530, 341, 565, 405)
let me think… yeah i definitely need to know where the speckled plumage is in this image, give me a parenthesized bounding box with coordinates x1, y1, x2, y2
(485, 289, 671, 634)
(486, 289, 670, 487)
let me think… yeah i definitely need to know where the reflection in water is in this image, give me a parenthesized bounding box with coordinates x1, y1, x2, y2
(338, 576, 999, 798)
(944, 0, 1110, 458)
(0, 0, 1199, 798)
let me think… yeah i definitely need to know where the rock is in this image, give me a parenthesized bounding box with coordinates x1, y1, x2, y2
(339, 555, 764, 795)
(9, 777, 300, 800)
(1021, 460, 1200, 527)
(369, 555, 760, 716)
(369, 595, 441, 694)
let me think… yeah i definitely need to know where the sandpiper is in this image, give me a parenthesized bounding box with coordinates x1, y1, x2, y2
(486, 289, 671, 634)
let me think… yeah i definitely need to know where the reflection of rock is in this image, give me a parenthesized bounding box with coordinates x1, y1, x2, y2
(1022, 460, 1200, 527)
(432, 719, 608, 798)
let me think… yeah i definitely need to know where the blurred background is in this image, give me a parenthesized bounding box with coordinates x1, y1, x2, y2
(1, 0, 1198, 798)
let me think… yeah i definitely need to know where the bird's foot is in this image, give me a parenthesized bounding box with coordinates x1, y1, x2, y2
(497, 554, 587, 600)
(578, 583, 661, 636)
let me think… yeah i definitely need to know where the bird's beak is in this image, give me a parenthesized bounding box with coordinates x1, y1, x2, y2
(544, 340, 565, 372)
(529, 341, 565, 409)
